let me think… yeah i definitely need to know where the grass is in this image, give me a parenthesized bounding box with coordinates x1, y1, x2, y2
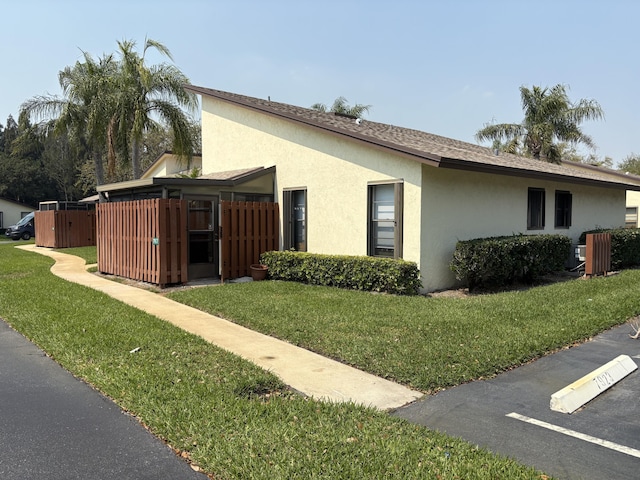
(53, 245, 97, 265)
(0, 243, 547, 479)
(167, 273, 640, 393)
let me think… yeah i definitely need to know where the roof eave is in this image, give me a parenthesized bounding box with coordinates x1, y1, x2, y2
(97, 166, 276, 193)
(439, 157, 640, 191)
(186, 85, 640, 190)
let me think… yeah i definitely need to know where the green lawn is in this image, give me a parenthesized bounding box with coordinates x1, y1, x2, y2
(54, 245, 98, 264)
(167, 273, 640, 393)
(0, 244, 547, 479)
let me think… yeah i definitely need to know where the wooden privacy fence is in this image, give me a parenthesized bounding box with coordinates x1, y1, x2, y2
(97, 199, 187, 286)
(221, 201, 279, 281)
(35, 210, 96, 248)
(585, 232, 611, 277)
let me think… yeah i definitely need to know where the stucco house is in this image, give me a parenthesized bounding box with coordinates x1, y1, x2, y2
(0, 197, 35, 231)
(98, 86, 640, 291)
(191, 86, 640, 291)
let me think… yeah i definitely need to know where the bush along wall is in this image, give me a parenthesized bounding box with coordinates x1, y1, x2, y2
(579, 228, 640, 270)
(450, 234, 572, 291)
(260, 251, 421, 295)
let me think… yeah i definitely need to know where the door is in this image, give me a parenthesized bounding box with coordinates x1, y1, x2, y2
(186, 196, 219, 279)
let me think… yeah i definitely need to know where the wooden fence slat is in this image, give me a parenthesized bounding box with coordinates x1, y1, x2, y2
(179, 201, 188, 282)
(97, 199, 187, 287)
(220, 201, 279, 280)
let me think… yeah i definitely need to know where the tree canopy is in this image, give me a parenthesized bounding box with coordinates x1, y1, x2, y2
(0, 115, 60, 205)
(0, 38, 200, 207)
(618, 154, 640, 176)
(111, 39, 198, 179)
(21, 38, 198, 187)
(475, 84, 604, 164)
(311, 96, 371, 118)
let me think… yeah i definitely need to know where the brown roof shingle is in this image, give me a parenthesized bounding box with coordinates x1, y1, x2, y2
(186, 85, 640, 191)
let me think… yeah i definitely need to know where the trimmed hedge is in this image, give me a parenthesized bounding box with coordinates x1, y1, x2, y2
(579, 228, 640, 269)
(450, 234, 572, 290)
(259, 251, 421, 295)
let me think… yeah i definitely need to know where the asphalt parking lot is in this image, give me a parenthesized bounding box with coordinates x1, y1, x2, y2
(394, 321, 640, 479)
(0, 320, 207, 480)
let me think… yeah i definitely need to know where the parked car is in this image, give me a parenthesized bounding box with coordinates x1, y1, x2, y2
(5, 212, 35, 240)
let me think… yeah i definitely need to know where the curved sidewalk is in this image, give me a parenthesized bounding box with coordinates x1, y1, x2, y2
(19, 245, 421, 410)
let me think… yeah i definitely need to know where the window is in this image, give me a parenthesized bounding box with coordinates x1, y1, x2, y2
(368, 181, 403, 259)
(554, 190, 572, 228)
(626, 207, 638, 228)
(0, 211, 3, 228)
(527, 188, 545, 230)
(283, 189, 306, 251)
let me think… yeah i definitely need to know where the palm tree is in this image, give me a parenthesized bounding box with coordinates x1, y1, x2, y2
(475, 84, 604, 164)
(22, 38, 198, 185)
(21, 51, 118, 186)
(311, 96, 371, 118)
(114, 38, 198, 179)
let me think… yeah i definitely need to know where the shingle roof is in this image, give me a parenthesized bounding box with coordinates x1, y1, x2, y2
(186, 85, 640, 191)
(195, 166, 269, 181)
(97, 166, 274, 193)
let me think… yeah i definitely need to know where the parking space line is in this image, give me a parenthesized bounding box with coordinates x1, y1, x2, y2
(506, 412, 640, 459)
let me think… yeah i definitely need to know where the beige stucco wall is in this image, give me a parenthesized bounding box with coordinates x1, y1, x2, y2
(0, 199, 34, 229)
(141, 161, 168, 179)
(141, 154, 202, 179)
(421, 167, 626, 291)
(201, 96, 423, 265)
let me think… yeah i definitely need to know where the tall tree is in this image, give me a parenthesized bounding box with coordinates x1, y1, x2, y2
(41, 131, 84, 201)
(10, 111, 45, 161)
(113, 38, 198, 179)
(22, 38, 198, 191)
(475, 84, 604, 164)
(22, 52, 118, 186)
(311, 96, 371, 117)
(1, 115, 19, 155)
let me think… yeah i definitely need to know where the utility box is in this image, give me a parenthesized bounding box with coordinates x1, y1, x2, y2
(576, 244, 586, 262)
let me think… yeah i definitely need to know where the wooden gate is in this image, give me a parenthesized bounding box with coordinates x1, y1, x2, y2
(220, 201, 279, 281)
(97, 199, 188, 286)
(585, 232, 611, 277)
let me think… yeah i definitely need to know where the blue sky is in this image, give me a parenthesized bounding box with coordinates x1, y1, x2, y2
(2, 0, 639, 165)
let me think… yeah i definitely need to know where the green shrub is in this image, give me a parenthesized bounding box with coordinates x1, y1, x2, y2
(260, 251, 421, 295)
(579, 228, 640, 269)
(450, 234, 571, 290)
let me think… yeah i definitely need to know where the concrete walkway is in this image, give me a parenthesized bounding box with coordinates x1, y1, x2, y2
(19, 245, 421, 410)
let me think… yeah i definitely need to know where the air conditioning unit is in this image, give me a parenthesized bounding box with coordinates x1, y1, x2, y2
(576, 245, 587, 262)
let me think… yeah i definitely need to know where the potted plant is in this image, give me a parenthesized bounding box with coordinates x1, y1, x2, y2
(250, 263, 268, 281)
